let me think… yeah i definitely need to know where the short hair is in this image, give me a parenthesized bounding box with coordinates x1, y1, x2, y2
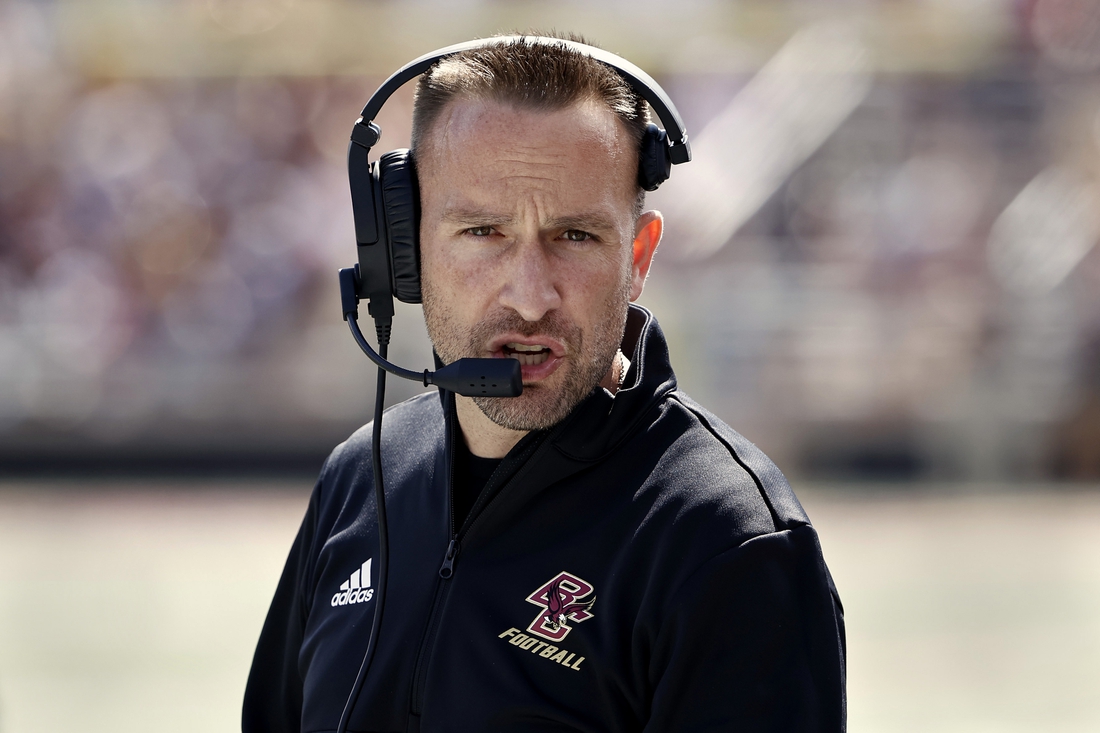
(410, 33, 649, 219)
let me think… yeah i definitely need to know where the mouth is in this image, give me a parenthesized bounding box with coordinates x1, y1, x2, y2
(502, 342, 552, 366)
(487, 336, 566, 383)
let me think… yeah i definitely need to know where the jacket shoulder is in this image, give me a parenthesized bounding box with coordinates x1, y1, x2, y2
(651, 390, 810, 536)
(322, 392, 442, 474)
(312, 391, 443, 519)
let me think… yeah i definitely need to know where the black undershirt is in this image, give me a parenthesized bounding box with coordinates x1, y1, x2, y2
(452, 438, 503, 530)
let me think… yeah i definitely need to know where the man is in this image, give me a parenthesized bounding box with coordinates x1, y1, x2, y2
(245, 36, 845, 732)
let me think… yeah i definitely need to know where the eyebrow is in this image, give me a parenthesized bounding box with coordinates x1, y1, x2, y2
(546, 213, 619, 233)
(440, 208, 619, 233)
(440, 208, 514, 227)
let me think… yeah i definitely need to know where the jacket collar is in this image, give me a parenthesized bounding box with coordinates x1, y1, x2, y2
(549, 304, 677, 462)
(449, 304, 678, 545)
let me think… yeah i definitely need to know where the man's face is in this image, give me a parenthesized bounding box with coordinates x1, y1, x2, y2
(417, 96, 649, 431)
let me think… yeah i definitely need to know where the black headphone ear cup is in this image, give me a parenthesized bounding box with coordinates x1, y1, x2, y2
(638, 123, 672, 192)
(377, 149, 422, 304)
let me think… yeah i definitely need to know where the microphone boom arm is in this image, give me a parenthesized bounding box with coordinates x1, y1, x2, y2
(340, 267, 523, 399)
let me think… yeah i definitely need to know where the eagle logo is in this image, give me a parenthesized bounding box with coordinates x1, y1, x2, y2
(525, 571, 596, 642)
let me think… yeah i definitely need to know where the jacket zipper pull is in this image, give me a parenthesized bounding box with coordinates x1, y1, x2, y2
(439, 538, 459, 578)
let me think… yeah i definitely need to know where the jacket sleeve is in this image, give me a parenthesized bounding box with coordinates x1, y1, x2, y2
(242, 482, 321, 733)
(645, 524, 846, 732)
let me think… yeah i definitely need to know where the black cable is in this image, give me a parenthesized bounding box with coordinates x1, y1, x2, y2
(335, 326, 391, 733)
(346, 314, 426, 384)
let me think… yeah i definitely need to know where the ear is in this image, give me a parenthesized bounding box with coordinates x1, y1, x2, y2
(629, 210, 663, 301)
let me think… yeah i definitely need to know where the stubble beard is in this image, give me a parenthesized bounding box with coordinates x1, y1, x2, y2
(422, 276, 631, 432)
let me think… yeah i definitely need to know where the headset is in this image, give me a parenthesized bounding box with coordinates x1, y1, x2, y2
(334, 36, 690, 733)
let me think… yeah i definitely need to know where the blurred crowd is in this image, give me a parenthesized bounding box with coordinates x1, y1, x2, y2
(1, 0, 1098, 479)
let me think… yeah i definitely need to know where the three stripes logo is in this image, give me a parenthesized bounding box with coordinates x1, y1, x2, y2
(330, 559, 374, 607)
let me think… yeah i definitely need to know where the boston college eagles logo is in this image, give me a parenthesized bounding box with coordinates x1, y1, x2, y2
(525, 571, 596, 642)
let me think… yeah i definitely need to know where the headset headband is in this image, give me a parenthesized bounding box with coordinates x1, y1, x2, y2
(349, 35, 691, 165)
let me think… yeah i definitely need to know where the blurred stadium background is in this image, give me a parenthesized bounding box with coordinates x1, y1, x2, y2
(0, 0, 1098, 731)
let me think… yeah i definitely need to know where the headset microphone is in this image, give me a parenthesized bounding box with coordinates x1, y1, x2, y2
(338, 266, 522, 398)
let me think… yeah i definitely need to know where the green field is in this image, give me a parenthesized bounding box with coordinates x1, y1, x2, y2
(1, 482, 1097, 732)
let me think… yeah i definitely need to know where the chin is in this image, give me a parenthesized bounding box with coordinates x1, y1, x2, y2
(474, 385, 584, 432)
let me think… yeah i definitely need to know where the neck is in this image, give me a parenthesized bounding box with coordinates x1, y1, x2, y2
(454, 397, 527, 459)
(456, 351, 628, 458)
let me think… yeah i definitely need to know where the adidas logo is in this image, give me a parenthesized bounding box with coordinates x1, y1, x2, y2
(330, 559, 374, 607)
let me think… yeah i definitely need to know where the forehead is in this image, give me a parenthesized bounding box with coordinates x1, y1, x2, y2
(424, 95, 628, 151)
(416, 97, 637, 209)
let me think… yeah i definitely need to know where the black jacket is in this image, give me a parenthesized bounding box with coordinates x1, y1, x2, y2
(244, 306, 846, 733)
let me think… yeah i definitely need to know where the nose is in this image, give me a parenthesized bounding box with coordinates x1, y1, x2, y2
(497, 238, 562, 322)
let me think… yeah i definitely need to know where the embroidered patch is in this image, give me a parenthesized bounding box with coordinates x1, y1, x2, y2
(524, 571, 595, 642)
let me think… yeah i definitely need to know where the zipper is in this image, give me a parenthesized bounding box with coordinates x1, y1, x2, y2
(409, 571, 456, 713)
(438, 538, 458, 578)
(408, 409, 562, 718)
(440, 410, 459, 580)
(454, 431, 547, 545)
(409, 400, 460, 716)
